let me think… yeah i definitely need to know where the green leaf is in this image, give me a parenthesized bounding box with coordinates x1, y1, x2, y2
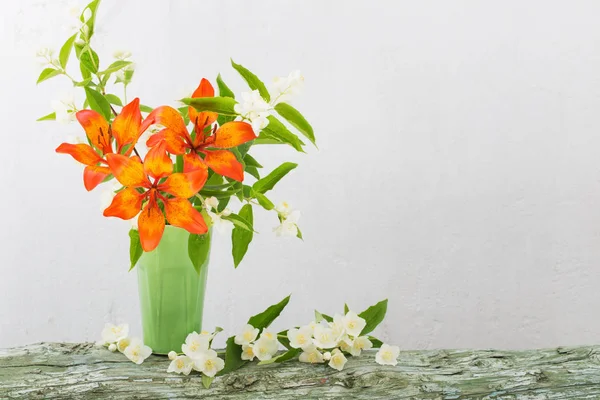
(84, 87, 112, 120)
(59, 34, 77, 69)
(260, 116, 305, 152)
(219, 336, 246, 375)
(199, 188, 240, 199)
(37, 112, 56, 122)
(182, 96, 237, 116)
(296, 227, 303, 240)
(74, 78, 93, 87)
(80, 48, 99, 74)
(252, 162, 298, 194)
(105, 94, 123, 106)
(223, 212, 254, 232)
(243, 154, 263, 168)
(99, 60, 131, 75)
(274, 102, 316, 146)
(230, 59, 270, 102)
(188, 233, 211, 274)
(247, 294, 291, 330)
(232, 204, 253, 268)
(278, 329, 291, 349)
(315, 310, 333, 323)
(254, 138, 285, 145)
(344, 303, 349, 314)
(258, 348, 301, 365)
(140, 104, 153, 113)
(216, 73, 235, 98)
(358, 299, 388, 336)
(254, 191, 274, 210)
(245, 166, 260, 180)
(201, 375, 214, 389)
(36, 68, 61, 84)
(369, 336, 383, 348)
(128, 229, 143, 271)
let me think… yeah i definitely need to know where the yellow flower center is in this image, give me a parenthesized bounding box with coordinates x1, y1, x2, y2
(243, 331, 254, 341)
(176, 359, 185, 369)
(348, 322, 356, 329)
(205, 360, 213, 368)
(297, 334, 306, 344)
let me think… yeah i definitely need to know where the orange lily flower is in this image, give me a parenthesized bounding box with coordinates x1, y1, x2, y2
(140, 79, 256, 181)
(55, 98, 143, 191)
(103, 141, 209, 252)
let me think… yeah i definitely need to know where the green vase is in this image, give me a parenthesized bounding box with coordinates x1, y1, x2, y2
(136, 226, 211, 354)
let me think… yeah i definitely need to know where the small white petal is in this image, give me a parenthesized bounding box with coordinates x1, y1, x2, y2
(108, 343, 117, 352)
(168, 351, 177, 360)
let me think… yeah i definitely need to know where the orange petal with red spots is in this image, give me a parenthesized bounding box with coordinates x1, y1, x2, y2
(143, 141, 172, 180)
(56, 143, 102, 165)
(112, 98, 142, 152)
(83, 165, 111, 191)
(76, 110, 112, 154)
(164, 197, 208, 234)
(137, 195, 165, 252)
(158, 169, 208, 198)
(202, 149, 244, 181)
(183, 152, 208, 173)
(212, 121, 256, 149)
(103, 187, 144, 220)
(189, 79, 218, 132)
(106, 153, 149, 188)
(139, 106, 190, 154)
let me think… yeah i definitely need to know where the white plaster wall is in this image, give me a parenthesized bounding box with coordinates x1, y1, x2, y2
(2, 0, 600, 350)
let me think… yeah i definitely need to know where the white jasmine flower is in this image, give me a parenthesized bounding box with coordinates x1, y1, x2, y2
(167, 355, 194, 375)
(328, 348, 348, 371)
(273, 210, 301, 237)
(270, 70, 304, 105)
(234, 324, 260, 346)
(306, 321, 319, 335)
(299, 345, 324, 364)
(341, 311, 367, 338)
(36, 47, 53, 58)
(182, 332, 210, 358)
(287, 326, 313, 350)
(275, 201, 293, 218)
(113, 50, 132, 60)
(64, 5, 85, 36)
(207, 210, 234, 234)
(116, 337, 131, 353)
(66, 135, 85, 144)
(204, 196, 219, 211)
(123, 338, 152, 364)
(234, 90, 271, 134)
(323, 351, 332, 361)
(252, 336, 279, 361)
(100, 323, 129, 344)
(168, 351, 177, 360)
(51, 93, 77, 124)
(259, 330, 277, 341)
(330, 315, 347, 341)
(312, 325, 340, 349)
(108, 343, 117, 352)
(241, 344, 255, 361)
(375, 344, 400, 366)
(193, 349, 225, 377)
(74, 37, 86, 46)
(342, 336, 373, 357)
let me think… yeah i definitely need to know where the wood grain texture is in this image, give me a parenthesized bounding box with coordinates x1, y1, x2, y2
(1, 343, 600, 399)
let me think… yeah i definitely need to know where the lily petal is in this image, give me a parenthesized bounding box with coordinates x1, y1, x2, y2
(56, 143, 102, 165)
(202, 149, 244, 181)
(183, 152, 208, 173)
(137, 194, 165, 252)
(140, 106, 190, 154)
(83, 165, 111, 191)
(76, 110, 112, 154)
(158, 170, 208, 198)
(103, 187, 144, 219)
(112, 98, 142, 153)
(143, 141, 172, 180)
(106, 153, 149, 188)
(164, 198, 208, 234)
(189, 78, 218, 133)
(212, 121, 256, 149)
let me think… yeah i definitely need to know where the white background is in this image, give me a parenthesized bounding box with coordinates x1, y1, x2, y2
(2, 0, 600, 350)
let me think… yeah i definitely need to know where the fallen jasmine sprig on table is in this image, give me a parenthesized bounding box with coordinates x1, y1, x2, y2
(96, 323, 152, 364)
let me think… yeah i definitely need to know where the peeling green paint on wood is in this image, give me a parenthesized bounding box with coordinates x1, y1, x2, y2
(1, 343, 600, 399)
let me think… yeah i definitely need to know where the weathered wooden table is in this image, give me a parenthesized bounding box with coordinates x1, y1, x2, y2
(1, 343, 600, 399)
